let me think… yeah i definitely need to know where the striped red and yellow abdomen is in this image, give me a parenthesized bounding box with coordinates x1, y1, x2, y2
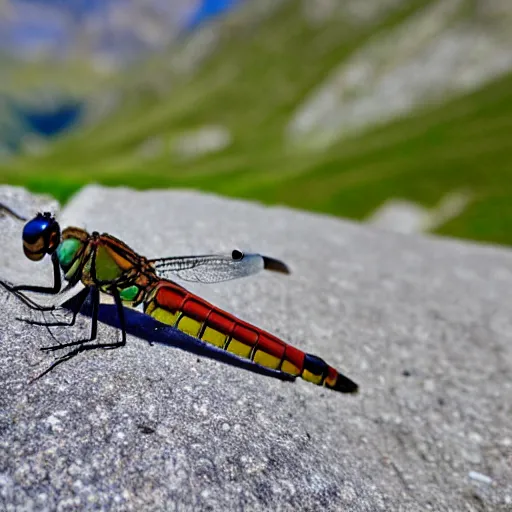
(143, 280, 358, 394)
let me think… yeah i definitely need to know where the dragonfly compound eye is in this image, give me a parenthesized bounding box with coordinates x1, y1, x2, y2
(22, 213, 61, 261)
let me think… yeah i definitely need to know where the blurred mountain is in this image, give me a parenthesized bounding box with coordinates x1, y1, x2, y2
(0, 1, 251, 65)
(1, 0, 512, 245)
(0, 0, 248, 154)
(1, 0, 193, 63)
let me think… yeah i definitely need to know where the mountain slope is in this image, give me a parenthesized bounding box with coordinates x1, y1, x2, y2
(1, 0, 512, 245)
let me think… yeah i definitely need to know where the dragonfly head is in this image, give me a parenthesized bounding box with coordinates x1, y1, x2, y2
(22, 212, 61, 261)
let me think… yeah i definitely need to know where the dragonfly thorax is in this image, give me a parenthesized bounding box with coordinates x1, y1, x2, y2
(56, 227, 91, 282)
(57, 238, 83, 274)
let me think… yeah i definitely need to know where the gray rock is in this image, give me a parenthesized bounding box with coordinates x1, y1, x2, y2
(0, 185, 511, 511)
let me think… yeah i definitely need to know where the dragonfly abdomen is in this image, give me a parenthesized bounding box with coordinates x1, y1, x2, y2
(143, 281, 358, 394)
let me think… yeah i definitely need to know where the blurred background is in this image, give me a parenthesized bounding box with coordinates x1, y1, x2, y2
(0, 0, 511, 246)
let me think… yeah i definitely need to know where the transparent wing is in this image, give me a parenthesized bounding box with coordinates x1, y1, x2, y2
(149, 250, 290, 284)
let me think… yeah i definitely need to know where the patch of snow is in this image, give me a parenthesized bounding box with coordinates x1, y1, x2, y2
(173, 125, 232, 159)
(288, 0, 512, 148)
(366, 200, 430, 234)
(366, 190, 472, 234)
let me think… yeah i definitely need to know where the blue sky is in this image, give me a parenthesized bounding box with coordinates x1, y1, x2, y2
(186, 0, 243, 29)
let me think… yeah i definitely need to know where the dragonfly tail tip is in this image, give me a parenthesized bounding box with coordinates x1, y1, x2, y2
(262, 256, 291, 275)
(332, 373, 359, 394)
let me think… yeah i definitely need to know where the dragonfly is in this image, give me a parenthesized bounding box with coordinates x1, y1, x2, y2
(0, 204, 358, 393)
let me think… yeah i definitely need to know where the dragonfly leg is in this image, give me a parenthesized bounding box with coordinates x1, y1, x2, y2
(39, 287, 100, 352)
(112, 286, 127, 346)
(40, 286, 127, 353)
(1, 277, 86, 315)
(17, 286, 90, 328)
(29, 289, 100, 382)
(11, 254, 62, 295)
(100, 287, 127, 350)
(31, 288, 127, 382)
(30, 345, 87, 383)
(0, 203, 27, 221)
(0, 280, 50, 311)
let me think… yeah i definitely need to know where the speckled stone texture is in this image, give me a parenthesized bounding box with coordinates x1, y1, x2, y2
(0, 185, 511, 512)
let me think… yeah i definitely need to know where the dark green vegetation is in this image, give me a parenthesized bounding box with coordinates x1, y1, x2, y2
(1, 0, 511, 246)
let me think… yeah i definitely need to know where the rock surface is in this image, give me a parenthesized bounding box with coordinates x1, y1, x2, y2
(0, 185, 511, 511)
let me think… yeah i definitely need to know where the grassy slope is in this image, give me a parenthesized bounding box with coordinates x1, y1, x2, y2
(1, 0, 511, 246)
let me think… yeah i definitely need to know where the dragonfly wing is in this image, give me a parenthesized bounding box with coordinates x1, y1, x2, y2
(149, 250, 290, 284)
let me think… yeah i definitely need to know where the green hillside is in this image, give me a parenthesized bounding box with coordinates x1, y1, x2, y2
(1, 0, 512, 246)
